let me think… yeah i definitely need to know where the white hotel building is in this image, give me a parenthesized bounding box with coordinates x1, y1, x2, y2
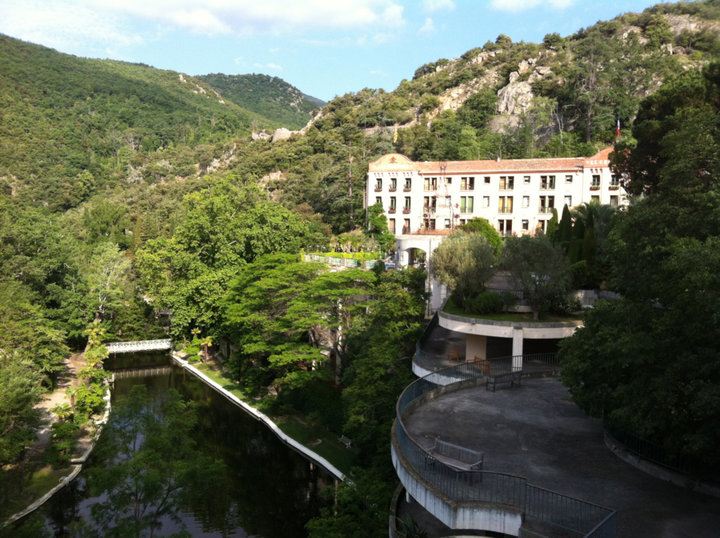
(366, 147, 628, 267)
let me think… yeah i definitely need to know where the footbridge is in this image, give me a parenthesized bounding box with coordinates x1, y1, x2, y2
(105, 339, 173, 354)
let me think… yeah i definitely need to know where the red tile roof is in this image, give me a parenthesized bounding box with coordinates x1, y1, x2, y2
(368, 148, 613, 174)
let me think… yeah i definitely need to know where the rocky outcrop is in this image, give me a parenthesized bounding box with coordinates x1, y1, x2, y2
(496, 58, 554, 116)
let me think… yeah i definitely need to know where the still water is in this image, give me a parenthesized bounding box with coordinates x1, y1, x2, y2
(16, 353, 333, 537)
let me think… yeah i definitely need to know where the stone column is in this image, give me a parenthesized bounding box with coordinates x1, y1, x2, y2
(512, 326, 524, 370)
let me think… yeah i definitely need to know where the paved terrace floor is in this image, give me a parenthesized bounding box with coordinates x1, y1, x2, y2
(400, 377, 720, 537)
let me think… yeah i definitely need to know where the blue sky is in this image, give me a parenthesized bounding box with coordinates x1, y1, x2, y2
(1, 0, 663, 102)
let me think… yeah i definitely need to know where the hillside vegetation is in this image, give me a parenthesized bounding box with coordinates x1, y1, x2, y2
(198, 73, 325, 130)
(0, 35, 278, 210)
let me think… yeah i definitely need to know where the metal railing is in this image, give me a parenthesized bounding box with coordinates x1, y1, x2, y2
(394, 359, 616, 537)
(605, 425, 696, 476)
(105, 339, 173, 353)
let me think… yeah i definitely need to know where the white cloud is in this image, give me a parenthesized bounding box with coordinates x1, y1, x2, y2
(0, 0, 408, 58)
(422, 0, 455, 12)
(0, 0, 145, 54)
(418, 17, 436, 35)
(100, 0, 407, 33)
(489, 0, 573, 13)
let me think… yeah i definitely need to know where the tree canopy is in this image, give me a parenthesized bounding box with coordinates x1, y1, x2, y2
(561, 63, 720, 474)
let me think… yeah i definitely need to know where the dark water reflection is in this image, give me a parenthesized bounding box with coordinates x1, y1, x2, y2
(16, 353, 332, 537)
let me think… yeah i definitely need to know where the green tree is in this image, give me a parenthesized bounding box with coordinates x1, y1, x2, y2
(0, 356, 43, 465)
(84, 242, 132, 321)
(366, 202, 395, 252)
(501, 235, 571, 319)
(430, 231, 496, 312)
(457, 217, 503, 253)
(561, 63, 720, 473)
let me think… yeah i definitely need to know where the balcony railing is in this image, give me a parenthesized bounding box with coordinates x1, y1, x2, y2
(403, 208, 411, 214)
(394, 359, 616, 537)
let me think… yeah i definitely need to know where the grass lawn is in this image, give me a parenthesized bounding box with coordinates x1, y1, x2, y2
(193, 361, 358, 477)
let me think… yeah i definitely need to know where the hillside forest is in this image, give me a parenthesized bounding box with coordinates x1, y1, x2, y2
(1, 1, 720, 535)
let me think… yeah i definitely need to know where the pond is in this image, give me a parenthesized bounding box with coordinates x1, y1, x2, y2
(10, 353, 334, 537)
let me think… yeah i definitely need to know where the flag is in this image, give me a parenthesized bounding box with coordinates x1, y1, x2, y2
(616, 116, 621, 137)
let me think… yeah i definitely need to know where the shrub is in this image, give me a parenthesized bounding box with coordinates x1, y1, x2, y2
(467, 290, 504, 314)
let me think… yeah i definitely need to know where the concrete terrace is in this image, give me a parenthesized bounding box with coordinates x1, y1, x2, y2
(398, 377, 720, 537)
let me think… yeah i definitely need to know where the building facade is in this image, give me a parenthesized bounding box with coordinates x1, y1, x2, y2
(367, 147, 627, 244)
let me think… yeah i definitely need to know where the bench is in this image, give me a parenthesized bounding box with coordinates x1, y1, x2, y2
(472, 357, 491, 375)
(486, 370, 522, 392)
(428, 438, 483, 471)
(339, 435, 352, 449)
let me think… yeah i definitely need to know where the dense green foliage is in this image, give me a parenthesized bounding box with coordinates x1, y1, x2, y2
(561, 63, 720, 473)
(0, 34, 274, 210)
(430, 231, 497, 312)
(198, 73, 325, 130)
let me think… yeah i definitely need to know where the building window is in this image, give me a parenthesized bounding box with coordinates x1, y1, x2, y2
(484, 176, 491, 184)
(482, 196, 490, 208)
(540, 175, 555, 189)
(610, 175, 619, 190)
(539, 195, 555, 213)
(444, 218, 451, 228)
(610, 195, 619, 208)
(564, 195, 572, 207)
(423, 218, 436, 231)
(403, 197, 411, 213)
(522, 219, 529, 231)
(499, 219, 513, 237)
(460, 196, 474, 213)
(445, 177, 452, 186)
(591, 195, 600, 203)
(389, 177, 397, 191)
(403, 219, 410, 234)
(522, 196, 530, 208)
(375, 177, 382, 191)
(500, 176, 514, 190)
(423, 196, 436, 214)
(461, 176, 475, 190)
(524, 175, 531, 184)
(389, 197, 396, 213)
(591, 175, 601, 189)
(424, 177, 438, 191)
(404, 177, 412, 191)
(498, 196, 513, 214)
(388, 219, 395, 233)
(565, 174, 573, 183)
(375, 197, 382, 207)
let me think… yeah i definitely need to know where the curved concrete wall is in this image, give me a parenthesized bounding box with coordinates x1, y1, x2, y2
(438, 310, 581, 339)
(391, 443, 522, 535)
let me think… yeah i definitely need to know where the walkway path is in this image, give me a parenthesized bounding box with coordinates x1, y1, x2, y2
(401, 377, 720, 537)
